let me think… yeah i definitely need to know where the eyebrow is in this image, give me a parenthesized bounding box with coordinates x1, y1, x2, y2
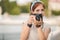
(36, 9, 44, 11)
(30, 14, 36, 15)
(41, 9, 44, 11)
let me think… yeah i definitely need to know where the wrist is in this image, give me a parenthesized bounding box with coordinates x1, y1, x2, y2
(37, 27, 42, 31)
(36, 25, 41, 28)
(27, 23, 32, 28)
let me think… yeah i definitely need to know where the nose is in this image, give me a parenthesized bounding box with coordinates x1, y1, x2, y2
(38, 11, 42, 14)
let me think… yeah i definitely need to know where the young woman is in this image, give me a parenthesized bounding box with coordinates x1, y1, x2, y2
(20, 0, 51, 40)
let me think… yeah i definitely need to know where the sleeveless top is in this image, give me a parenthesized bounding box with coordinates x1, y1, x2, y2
(27, 16, 50, 40)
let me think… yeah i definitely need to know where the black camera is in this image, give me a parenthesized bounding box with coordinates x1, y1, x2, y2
(35, 14, 43, 21)
(31, 14, 43, 21)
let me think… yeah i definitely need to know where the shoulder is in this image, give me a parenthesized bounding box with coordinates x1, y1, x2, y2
(43, 23, 51, 34)
(44, 27, 51, 32)
(43, 22, 51, 33)
(43, 16, 51, 33)
(43, 21, 51, 29)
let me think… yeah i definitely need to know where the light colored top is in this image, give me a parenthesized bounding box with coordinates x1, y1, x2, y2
(21, 16, 60, 40)
(28, 16, 50, 40)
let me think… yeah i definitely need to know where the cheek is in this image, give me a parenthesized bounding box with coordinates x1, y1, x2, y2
(42, 12, 45, 16)
(33, 10, 38, 13)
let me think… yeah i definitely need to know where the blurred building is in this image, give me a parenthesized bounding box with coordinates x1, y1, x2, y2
(48, 0, 60, 16)
(49, 0, 60, 10)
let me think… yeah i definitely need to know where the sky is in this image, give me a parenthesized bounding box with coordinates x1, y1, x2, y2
(0, 0, 1, 1)
(16, 0, 33, 5)
(9, 0, 15, 1)
(9, 0, 33, 5)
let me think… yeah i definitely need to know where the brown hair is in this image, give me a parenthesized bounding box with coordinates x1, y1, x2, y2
(30, 2, 45, 11)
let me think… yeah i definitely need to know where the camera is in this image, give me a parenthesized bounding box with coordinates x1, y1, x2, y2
(31, 13, 43, 21)
(35, 14, 43, 21)
(31, 13, 43, 27)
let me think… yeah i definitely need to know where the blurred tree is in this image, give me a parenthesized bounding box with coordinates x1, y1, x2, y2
(52, 10, 60, 16)
(9, 6, 20, 15)
(1, 0, 20, 15)
(20, 3, 30, 13)
(41, 0, 48, 9)
(1, 0, 7, 15)
(0, 1, 1, 6)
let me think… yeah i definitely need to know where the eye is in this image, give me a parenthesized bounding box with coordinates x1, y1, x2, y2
(36, 9, 40, 12)
(41, 9, 44, 11)
(31, 14, 36, 16)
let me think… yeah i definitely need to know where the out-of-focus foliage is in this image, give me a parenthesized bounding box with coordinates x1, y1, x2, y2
(41, 0, 48, 9)
(20, 3, 30, 13)
(52, 10, 60, 16)
(0, 1, 1, 6)
(1, 0, 20, 15)
(9, 6, 20, 15)
(1, 0, 59, 16)
(41, 0, 60, 16)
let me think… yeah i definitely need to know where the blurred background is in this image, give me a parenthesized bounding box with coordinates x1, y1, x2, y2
(0, 0, 60, 40)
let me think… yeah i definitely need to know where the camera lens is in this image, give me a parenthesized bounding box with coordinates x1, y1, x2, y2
(30, 13, 43, 21)
(35, 14, 42, 21)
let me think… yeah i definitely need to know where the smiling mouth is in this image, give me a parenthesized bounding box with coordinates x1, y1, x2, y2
(36, 24, 41, 27)
(36, 22, 42, 26)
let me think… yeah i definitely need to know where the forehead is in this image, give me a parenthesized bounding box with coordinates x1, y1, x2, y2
(35, 4, 44, 10)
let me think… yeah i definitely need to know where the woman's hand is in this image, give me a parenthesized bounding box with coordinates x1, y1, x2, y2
(44, 27, 51, 39)
(27, 15, 34, 24)
(25, 15, 34, 28)
(33, 16, 43, 28)
(28, 14, 43, 28)
(20, 15, 34, 40)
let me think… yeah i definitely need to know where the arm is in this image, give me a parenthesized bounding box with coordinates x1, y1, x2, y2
(37, 27, 46, 40)
(44, 28, 51, 39)
(37, 27, 51, 40)
(20, 23, 31, 40)
(20, 15, 34, 40)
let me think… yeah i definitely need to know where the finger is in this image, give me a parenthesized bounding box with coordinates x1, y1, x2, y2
(30, 15, 34, 21)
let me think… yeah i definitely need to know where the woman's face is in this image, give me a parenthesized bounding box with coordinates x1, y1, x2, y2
(32, 4, 45, 15)
(31, 4, 45, 25)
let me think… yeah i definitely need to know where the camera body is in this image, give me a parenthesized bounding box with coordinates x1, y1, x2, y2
(31, 13, 43, 21)
(30, 13, 43, 27)
(35, 14, 43, 21)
